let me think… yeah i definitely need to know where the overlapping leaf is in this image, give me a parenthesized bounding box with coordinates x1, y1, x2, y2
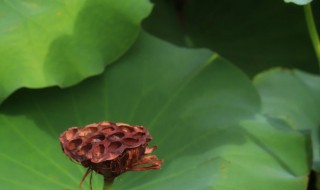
(0, 33, 310, 189)
(0, 0, 152, 104)
(254, 68, 320, 172)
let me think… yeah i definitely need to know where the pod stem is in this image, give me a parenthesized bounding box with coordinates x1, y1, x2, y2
(103, 178, 114, 190)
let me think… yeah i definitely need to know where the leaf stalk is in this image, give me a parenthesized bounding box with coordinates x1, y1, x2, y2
(304, 3, 320, 71)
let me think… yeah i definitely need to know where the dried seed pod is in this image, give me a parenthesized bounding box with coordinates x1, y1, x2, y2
(59, 121, 163, 189)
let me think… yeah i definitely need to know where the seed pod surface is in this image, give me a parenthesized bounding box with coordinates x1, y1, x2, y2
(59, 121, 162, 184)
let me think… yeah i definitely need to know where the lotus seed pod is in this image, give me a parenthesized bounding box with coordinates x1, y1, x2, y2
(59, 121, 163, 189)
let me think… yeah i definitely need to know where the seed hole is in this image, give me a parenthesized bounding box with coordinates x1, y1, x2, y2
(78, 127, 97, 136)
(119, 125, 135, 133)
(108, 132, 125, 141)
(91, 135, 105, 143)
(133, 126, 144, 133)
(78, 144, 92, 155)
(102, 127, 115, 134)
(93, 144, 105, 157)
(133, 132, 145, 137)
(65, 128, 78, 140)
(108, 142, 122, 150)
(68, 139, 82, 150)
(123, 138, 139, 145)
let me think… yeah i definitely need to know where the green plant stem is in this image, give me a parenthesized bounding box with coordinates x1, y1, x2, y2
(103, 179, 113, 190)
(304, 3, 320, 71)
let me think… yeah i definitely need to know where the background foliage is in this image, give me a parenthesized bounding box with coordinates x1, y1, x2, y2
(0, 0, 319, 190)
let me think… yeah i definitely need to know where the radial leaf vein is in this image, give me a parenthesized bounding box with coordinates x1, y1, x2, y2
(147, 53, 219, 130)
(0, 115, 79, 184)
(0, 153, 72, 188)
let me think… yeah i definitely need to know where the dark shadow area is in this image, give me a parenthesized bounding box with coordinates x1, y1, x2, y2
(308, 170, 318, 190)
(143, 0, 320, 76)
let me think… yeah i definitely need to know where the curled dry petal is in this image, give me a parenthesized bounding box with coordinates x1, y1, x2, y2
(59, 121, 163, 189)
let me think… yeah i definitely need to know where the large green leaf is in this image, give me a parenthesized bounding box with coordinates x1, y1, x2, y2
(254, 68, 320, 172)
(0, 33, 310, 189)
(143, 0, 319, 76)
(0, 0, 152, 104)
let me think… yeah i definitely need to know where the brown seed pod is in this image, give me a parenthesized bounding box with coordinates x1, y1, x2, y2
(59, 121, 163, 189)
